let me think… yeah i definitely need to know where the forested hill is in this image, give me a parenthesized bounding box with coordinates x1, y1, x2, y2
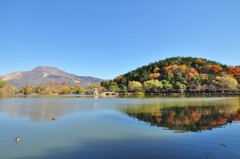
(101, 56, 240, 93)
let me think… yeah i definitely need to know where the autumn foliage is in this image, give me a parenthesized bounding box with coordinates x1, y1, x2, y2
(228, 66, 240, 81)
(19, 82, 85, 95)
(149, 73, 160, 79)
(102, 56, 239, 93)
(125, 104, 240, 132)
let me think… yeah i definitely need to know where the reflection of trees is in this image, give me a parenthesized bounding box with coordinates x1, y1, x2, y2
(123, 103, 240, 133)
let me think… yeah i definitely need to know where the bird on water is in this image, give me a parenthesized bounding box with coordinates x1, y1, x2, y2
(15, 136, 20, 142)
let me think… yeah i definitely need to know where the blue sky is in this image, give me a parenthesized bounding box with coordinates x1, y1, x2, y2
(1, 0, 240, 79)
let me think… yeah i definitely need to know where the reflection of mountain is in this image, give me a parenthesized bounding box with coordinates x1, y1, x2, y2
(0, 97, 99, 122)
(123, 104, 240, 133)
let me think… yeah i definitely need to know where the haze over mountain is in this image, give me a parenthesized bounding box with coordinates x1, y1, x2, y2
(2, 66, 104, 88)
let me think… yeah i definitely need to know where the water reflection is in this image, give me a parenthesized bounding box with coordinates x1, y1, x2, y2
(0, 97, 100, 122)
(1, 96, 240, 159)
(122, 98, 240, 133)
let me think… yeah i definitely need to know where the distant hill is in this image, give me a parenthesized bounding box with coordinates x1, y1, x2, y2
(3, 66, 104, 88)
(101, 56, 240, 93)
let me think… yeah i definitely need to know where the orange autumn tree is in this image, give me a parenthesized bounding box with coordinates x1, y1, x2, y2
(206, 64, 223, 74)
(186, 68, 199, 81)
(164, 64, 179, 72)
(164, 65, 173, 73)
(115, 75, 122, 84)
(196, 58, 203, 63)
(153, 67, 160, 73)
(149, 73, 160, 80)
(164, 64, 179, 79)
(179, 64, 187, 72)
(201, 73, 208, 79)
(212, 64, 223, 74)
(149, 67, 161, 79)
(227, 66, 240, 81)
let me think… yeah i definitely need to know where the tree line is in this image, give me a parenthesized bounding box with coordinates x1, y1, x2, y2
(17, 82, 105, 95)
(0, 78, 104, 96)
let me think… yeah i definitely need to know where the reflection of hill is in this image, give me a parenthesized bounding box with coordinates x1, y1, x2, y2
(123, 102, 240, 133)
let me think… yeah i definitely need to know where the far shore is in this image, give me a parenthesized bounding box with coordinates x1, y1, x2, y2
(10, 92, 240, 97)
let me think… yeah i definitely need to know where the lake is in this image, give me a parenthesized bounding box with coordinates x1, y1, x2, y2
(0, 95, 240, 159)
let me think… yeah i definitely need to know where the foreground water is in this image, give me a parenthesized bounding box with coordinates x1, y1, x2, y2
(0, 95, 240, 159)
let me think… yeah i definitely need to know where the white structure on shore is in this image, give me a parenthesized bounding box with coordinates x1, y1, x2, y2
(93, 87, 98, 98)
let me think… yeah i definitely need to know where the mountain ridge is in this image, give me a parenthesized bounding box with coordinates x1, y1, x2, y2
(2, 66, 104, 88)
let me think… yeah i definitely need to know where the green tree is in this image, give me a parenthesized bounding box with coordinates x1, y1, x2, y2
(175, 82, 186, 89)
(74, 84, 85, 94)
(143, 80, 162, 92)
(216, 75, 238, 91)
(100, 81, 108, 87)
(140, 69, 149, 82)
(119, 84, 127, 93)
(161, 80, 173, 90)
(128, 81, 143, 92)
(193, 75, 203, 86)
(120, 76, 127, 85)
(106, 81, 119, 92)
(108, 85, 119, 92)
(174, 72, 183, 83)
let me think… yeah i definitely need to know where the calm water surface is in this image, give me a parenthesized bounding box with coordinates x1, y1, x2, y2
(0, 96, 240, 159)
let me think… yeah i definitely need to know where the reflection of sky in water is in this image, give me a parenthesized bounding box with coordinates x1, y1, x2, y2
(0, 109, 180, 159)
(0, 96, 240, 159)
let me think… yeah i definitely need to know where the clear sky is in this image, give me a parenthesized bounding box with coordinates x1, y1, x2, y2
(1, 0, 240, 79)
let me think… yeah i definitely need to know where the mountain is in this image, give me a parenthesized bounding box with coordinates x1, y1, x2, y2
(3, 66, 104, 88)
